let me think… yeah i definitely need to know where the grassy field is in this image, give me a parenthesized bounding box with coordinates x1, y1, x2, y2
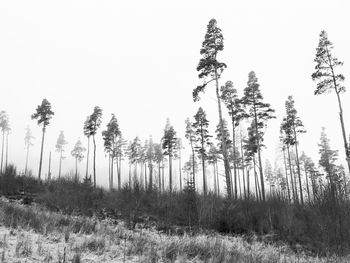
(0, 197, 348, 263)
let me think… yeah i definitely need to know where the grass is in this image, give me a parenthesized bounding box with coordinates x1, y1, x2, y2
(0, 198, 350, 262)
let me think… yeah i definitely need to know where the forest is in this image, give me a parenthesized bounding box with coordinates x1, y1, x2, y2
(1, 17, 350, 262)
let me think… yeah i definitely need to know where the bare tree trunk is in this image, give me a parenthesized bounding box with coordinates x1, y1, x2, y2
(158, 162, 161, 192)
(247, 168, 250, 199)
(118, 155, 122, 190)
(213, 163, 217, 195)
(0, 131, 4, 174)
(293, 127, 304, 205)
(162, 160, 165, 192)
(48, 151, 51, 181)
(214, 68, 232, 198)
(144, 162, 147, 189)
(58, 150, 62, 178)
(93, 135, 96, 187)
(287, 145, 296, 203)
(253, 155, 259, 200)
(179, 150, 182, 191)
(129, 161, 131, 188)
(215, 160, 220, 196)
(85, 136, 90, 180)
(240, 131, 246, 199)
(169, 155, 172, 192)
(38, 127, 46, 180)
(282, 147, 291, 202)
(304, 164, 311, 203)
(5, 131, 8, 170)
(149, 162, 153, 191)
(232, 118, 237, 199)
(238, 166, 242, 198)
(25, 146, 29, 176)
(75, 157, 78, 181)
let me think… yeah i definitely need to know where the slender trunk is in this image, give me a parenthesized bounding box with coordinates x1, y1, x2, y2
(58, 150, 62, 178)
(253, 155, 259, 200)
(38, 127, 46, 180)
(169, 155, 172, 192)
(238, 166, 242, 198)
(85, 137, 90, 180)
(162, 160, 165, 192)
(287, 145, 296, 203)
(108, 154, 111, 190)
(293, 164, 299, 203)
(240, 131, 246, 199)
(214, 68, 232, 197)
(232, 117, 237, 199)
(118, 155, 122, 190)
(111, 154, 114, 190)
(158, 162, 161, 192)
(129, 161, 131, 187)
(179, 153, 182, 191)
(190, 142, 196, 190)
(253, 116, 265, 201)
(293, 126, 304, 205)
(75, 157, 78, 181)
(149, 162, 153, 191)
(304, 163, 311, 203)
(93, 135, 96, 187)
(5, 131, 8, 170)
(247, 168, 250, 199)
(215, 160, 220, 196)
(0, 131, 4, 174)
(213, 163, 217, 195)
(201, 154, 206, 195)
(282, 147, 291, 202)
(144, 162, 147, 189)
(326, 45, 350, 174)
(48, 151, 51, 181)
(25, 146, 29, 176)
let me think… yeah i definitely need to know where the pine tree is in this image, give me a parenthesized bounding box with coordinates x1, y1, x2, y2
(193, 107, 212, 195)
(85, 106, 102, 187)
(31, 99, 54, 180)
(282, 96, 306, 204)
(221, 80, 247, 199)
(55, 130, 67, 178)
(312, 30, 350, 173)
(174, 138, 184, 191)
(146, 136, 155, 191)
(71, 139, 86, 180)
(193, 19, 232, 197)
(24, 126, 35, 176)
(154, 142, 164, 192)
(102, 114, 121, 190)
(162, 119, 177, 192)
(0, 111, 9, 174)
(318, 127, 339, 196)
(241, 72, 275, 201)
(185, 118, 197, 189)
(208, 143, 220, 195)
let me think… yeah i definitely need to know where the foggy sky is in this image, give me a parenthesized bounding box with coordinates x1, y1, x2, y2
(0, 0, 350, 189)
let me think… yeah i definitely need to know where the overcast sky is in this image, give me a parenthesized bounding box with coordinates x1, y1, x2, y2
(0, 0, 350, 188)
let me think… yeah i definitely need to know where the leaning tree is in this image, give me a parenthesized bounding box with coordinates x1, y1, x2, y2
(31, 99, 54, 180)
(312, 30, 350, 173)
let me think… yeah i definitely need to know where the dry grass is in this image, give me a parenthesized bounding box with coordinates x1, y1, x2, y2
(0, 197, 349, 262)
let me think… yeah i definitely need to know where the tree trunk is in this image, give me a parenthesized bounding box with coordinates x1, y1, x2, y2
(25, 146, 29, 176)
(247, 168, 250, 199)
(240, 131, 246, 199)
(253, 155, 259, 200)
(169, 155, 172, 192)
(85, 136, 90, 180)
(111, 154, 114, 190)
(129, 161, 131, 188)
(282, 147, 291, 202)
(93, 135, 96, 187)
(38, 127, 46, 180)
(149, 162, 153, 191)
(158, 162, 161, 192)
(293, 126, 304, 205)
(304, 163, 311, 203)
(162, 160, 165, 192)
(5, 131, 8, 170)
(0, 131, 4, 174)
(118, 154, 122, 190)
(144, 162, 147, 189)
(216, 160, 220, 196)
(232, 117, 237, 199)
(214, 68, 232, 198)
(58, 150, 62, 178)
(75, 157, 78, 181)
(179, 150, 182, 191)
(48, 151, 51, 181)
(213, 163, 217, 195)
(238, 166, 242, 198)
(287, 145, 296, 203)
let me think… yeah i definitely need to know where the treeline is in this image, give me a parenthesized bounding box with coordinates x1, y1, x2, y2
(1, 19, 349, 208)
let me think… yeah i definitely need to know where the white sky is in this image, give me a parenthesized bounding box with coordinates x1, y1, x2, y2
(0, 0, 350, 189)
